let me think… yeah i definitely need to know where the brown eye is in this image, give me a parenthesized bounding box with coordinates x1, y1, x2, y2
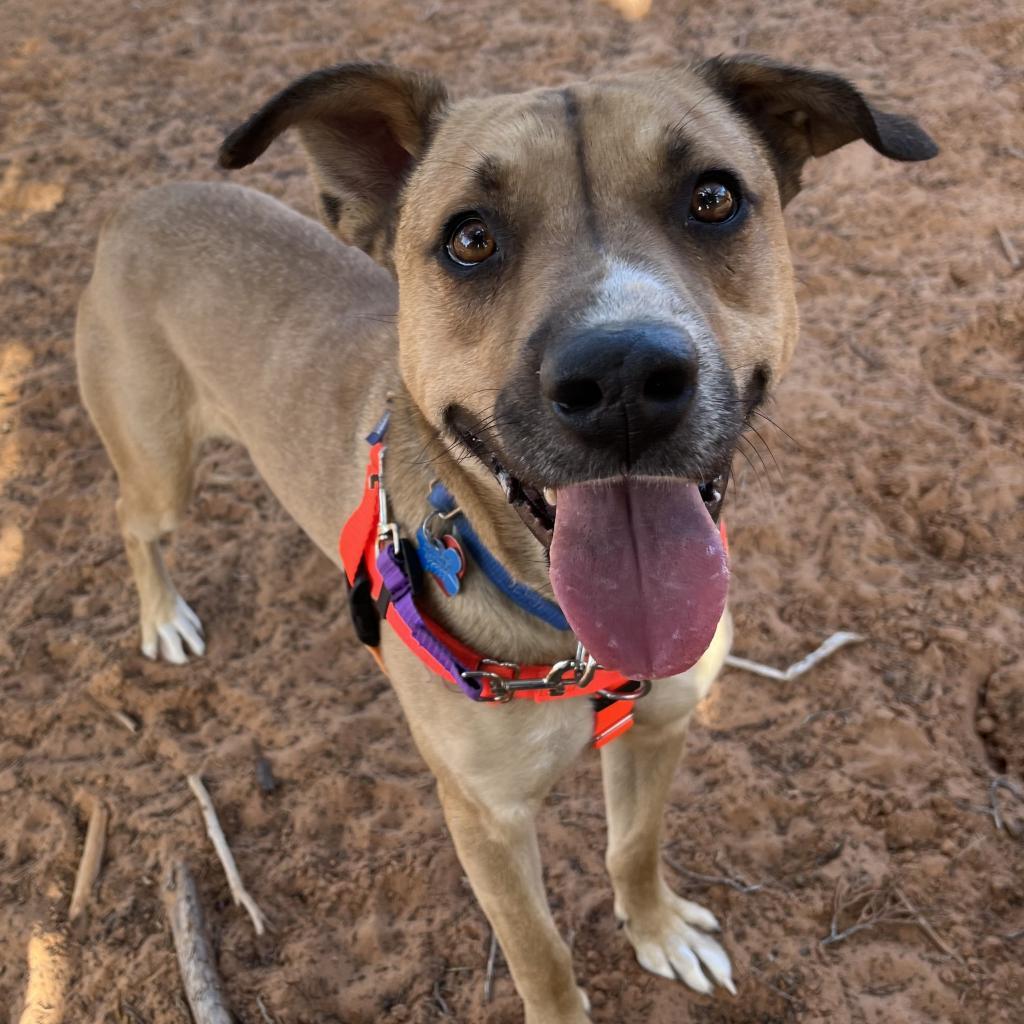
(690, 180, 737, 224)
(446, 217, 497, 265)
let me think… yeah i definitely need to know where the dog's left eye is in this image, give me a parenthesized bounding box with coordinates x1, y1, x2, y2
(689, 177, 739, 224)
(446, 217, 497, 266)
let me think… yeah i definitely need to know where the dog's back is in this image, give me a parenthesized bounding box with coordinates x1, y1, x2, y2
(77, 181, 397, 558)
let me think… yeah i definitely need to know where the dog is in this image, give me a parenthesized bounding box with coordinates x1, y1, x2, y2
(75, 55, 935, 1022)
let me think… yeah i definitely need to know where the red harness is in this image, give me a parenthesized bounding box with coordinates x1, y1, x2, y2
(339, 441, 647, 747)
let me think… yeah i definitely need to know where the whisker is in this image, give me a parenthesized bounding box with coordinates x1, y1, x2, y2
(744, 423, 782, 483)
(752, 409, 802, 450)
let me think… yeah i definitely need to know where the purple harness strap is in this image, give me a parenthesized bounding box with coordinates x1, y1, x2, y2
(377, 545, 482, 700)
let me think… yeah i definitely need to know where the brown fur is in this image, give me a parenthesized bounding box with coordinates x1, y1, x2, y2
(76, 57, 935, 1022)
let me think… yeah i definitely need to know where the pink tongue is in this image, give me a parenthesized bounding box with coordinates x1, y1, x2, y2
(549, 479, 729, 679)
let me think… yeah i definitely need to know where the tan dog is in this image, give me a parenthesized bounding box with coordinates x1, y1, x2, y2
(76, 56, 935, 1022)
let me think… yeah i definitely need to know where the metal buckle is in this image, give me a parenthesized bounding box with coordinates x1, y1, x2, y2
(463, 660, 520, 703)
(375, 447, 400, 553)
(596, 679, 652, 701)
(506, 644, 601, 696)
(534, 644, 598, 692)
(420, 508, 461, 544)
(461, 646, 648, 705)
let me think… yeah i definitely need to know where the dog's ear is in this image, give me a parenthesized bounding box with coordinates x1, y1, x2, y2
(219, 63, 448, 265)
(699, 55, 938, 204)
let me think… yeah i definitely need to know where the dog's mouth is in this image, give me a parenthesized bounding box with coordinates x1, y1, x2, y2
(446, 410, 730, 548)
(445, 408, 732, 678)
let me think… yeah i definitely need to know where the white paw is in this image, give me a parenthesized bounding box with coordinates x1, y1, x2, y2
(623, 892, 735, 996)
(141, 595, 205, 664)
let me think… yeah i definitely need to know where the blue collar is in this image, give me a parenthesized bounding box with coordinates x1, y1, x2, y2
(427, 482, 571, 632)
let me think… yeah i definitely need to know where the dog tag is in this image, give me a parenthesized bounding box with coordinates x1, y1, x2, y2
(416, 525, 465, 596)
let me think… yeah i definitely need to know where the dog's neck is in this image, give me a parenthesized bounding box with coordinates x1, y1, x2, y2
(380, 388, 576, 666)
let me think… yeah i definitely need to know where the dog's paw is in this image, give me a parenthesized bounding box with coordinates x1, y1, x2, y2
(141, 595, 205, 664)
(620, 891, 735, 996)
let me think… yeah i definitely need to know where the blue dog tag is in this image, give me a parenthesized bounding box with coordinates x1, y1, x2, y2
(416, 525, 465, 596)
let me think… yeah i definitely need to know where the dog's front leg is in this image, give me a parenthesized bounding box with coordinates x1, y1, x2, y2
(600, 612, 736, 996)
(436, 777, 591, 1023)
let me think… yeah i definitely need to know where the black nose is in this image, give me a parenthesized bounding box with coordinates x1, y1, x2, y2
(540, 322, 697, 459)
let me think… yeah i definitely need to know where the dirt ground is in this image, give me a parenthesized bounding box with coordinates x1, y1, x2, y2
(2, 0, 1023, 1021)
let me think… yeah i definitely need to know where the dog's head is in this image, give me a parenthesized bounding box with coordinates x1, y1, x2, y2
(221, 58, 935, 677)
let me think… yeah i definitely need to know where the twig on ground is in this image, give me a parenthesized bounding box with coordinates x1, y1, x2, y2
(990, 776, 1024, 837)
(484, 930, 499, 1003)
(747, 964, 801, 1006)
(69, 798, 109, 923)
(945, 832, 986, 875)
(163, 859, 233, 1024)
(1005, 928, 1024, 941)
(255, 994, 276, 1024)
(822, 881, 892, 947)
(821, 879, 961, 962)
(86, 694, 139, 734)
(725, 632, 864, 681)
(847, 339, 886, 371)
(254, 753, 277, 795)
(665, 856, 765, 894)
(433, 977, 451, 1017)
(109, 708, 140, 733)
(995, 227, 1022, 271)
(893, 887, 963, 963)
(187, 774, 267, 935)
(801, 707, 853, 727)
(119, 999, 145, 1024)
(18, 929, 69, 1024)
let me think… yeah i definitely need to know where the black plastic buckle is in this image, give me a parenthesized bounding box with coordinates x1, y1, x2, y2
(347, 565, 381, 647)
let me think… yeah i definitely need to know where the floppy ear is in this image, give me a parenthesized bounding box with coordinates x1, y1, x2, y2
(219, 63, 449, 266)
(699, 55, 938, 204)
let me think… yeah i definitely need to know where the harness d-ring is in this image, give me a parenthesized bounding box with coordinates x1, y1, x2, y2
(596, 679, 652, 701)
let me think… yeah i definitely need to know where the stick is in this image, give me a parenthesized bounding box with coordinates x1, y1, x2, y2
(164, 860, 234, 1024)
(995, 227, 1022, 271)
(893, 887, 963, 963)
(17, 930, 69, 1024)
(990, 776, 1024, 837)
(69, 800, 109, 923)
(433, 978, 451, 1017)
(665, 857, 765, 894)
(726, 632, 864, 681)
(821, 880, 961, 962)
(747, 963, 801, 1006)
(187, 774, 267, 935)
(86, 693, 139, 734)
(484, 930, 499, 1003)
(256, 994, 277, 1024)
(109, 708, 140, 734)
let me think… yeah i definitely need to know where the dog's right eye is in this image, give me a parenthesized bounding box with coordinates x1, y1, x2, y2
(446, 216, 497, 266)
(689, 177, 738, 224)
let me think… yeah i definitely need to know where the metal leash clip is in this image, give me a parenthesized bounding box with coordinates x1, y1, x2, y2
(466, 643, 605, 702)
(420, 506, 461, 542)
(463, 660, 521, 703)
(375, 447, 400, 554)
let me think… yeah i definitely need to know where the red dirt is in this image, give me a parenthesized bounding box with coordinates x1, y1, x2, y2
(2, 1, 1023, 1022)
